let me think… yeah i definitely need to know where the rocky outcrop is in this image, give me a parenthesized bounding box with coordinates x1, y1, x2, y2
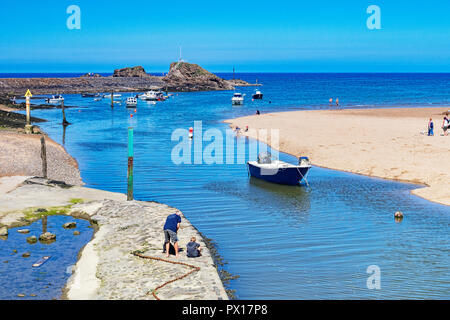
(163, 62, 234, 91)
(0, 63, 255, 94)
(113, 66, 150, 78)
(0, 77, 165, 95)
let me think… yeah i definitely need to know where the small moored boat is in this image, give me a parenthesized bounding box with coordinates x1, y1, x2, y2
(232, 92, 244, 105)
(46, 95, 64, 104)
(252, 89, 263, 100)
(126, 97, 138, 108)
(247, 153, 311, 186)
(139, 90, 165, 101)
(81, 93, 100, 98)
(103, 93, 122, 99)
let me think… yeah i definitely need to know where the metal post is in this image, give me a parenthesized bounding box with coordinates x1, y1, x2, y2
(61, 100, 69, 125)
(25, 96, 32, 133)
(127, 127, 134, 201)
(40, 136, 47, 179)
(111, 91, 114, 108)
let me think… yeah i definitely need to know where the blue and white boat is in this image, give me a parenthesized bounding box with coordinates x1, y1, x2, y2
(247, 153, 311, 186)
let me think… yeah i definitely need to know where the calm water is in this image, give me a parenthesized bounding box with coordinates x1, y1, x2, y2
(0, 216, 93, 300)
(23, 73, 450, 299)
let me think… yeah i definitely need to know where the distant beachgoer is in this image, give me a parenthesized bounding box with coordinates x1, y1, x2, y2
(245, 125, 248, 132)
(336, 98, 339, 107)
(256, 110, 260, 115)
(442, 116, 449, 136)
(186, 236, 202, 258)
(329, 98, 333, 106)
(428, 118, 434, 136)
(163, 212, 182, 258)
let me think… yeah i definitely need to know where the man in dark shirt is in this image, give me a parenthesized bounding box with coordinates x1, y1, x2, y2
(186, 236, 202, 258)
(163, 212, 182, 258)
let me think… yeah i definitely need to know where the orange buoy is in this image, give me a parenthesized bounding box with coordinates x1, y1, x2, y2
(130, 114, 133, 118)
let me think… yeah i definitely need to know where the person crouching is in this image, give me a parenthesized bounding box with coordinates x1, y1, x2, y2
(186, 236, 202, 258)
(163, 212, 181, 258)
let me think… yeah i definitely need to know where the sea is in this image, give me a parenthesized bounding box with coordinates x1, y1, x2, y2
(3, 73, 450, 299)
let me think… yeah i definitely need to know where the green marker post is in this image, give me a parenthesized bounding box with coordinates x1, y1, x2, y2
(127, 127, 134, 201)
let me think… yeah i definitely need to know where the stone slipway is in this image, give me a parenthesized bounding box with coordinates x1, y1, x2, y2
(0, 177, 228, 300)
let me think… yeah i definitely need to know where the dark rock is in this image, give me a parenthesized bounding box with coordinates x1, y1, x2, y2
(163, 62, 235, 91)
(17, 294, 26, 297)
(22, 252, 30, 258)
(26, 236, 37, 244)
(39, 232, 56, 242)
(73, 230, 81, 236)
(113, 66, 150, 78)
(63, 222, 77, 229)
(17, 229, 30, 234)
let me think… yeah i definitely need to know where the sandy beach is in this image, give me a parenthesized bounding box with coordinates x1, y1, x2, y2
(226, 107, 450, 206)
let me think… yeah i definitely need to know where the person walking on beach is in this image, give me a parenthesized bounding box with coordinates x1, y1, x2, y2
(442, 116, 449, 136)
(186, 236, 202, 258)
(428, 118, 434, 136)
(163, 212, 182, 258)
(336, 98, 339, 108)
(329, 98, 333, 107)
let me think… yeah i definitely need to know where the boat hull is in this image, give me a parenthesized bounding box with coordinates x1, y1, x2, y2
(247, 162, 310, 185)
(252, 94, 263, 99)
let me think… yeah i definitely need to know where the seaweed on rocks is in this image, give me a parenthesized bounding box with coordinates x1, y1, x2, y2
(199, 232, 240, 299)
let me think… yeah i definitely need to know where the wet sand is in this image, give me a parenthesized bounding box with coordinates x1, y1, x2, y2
(226, 107, 450, 206)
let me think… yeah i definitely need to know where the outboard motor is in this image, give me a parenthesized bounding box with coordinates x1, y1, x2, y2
(298, 156, 310, 166)
(258, 152, 272, 164)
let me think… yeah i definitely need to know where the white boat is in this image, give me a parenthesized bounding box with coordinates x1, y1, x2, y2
(139, 91, 158, 101)
(139, 90, 165, 101)
(231, 92, 244, 105)
(126, 97, 137, 108)
(46, 95, 64, 104)
(103, 93, 122, 99)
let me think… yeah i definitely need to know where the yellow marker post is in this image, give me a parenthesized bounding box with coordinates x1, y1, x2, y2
(24, 89, 33, 133)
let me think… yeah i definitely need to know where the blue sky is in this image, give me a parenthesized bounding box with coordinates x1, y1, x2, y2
(0, 0, 449, 72)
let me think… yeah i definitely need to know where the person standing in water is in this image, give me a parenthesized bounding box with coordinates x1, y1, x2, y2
(329, 98, 333, 107)
(336, 98, 339, 108)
